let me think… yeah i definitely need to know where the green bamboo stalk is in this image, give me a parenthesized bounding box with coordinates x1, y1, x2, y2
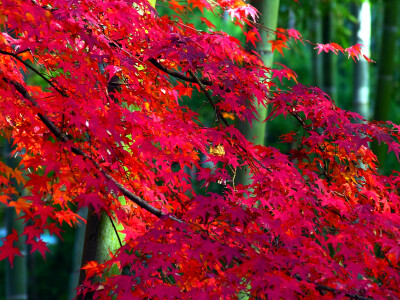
(321, 1, 337, 101)
(1, 137, 28, 300)
(235, 0, 280, 186)
(5, 208, 27, 300)
(371, 0, 399, 169)
(68, 207, 88, 300)
(77, 208, 123, 299)
(311, 0, 323, 88)
(77, 1, 158, 298)
(352, 0, 371, 119)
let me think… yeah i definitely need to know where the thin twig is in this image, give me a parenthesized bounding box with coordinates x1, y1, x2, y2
(0, 50, 68, 97)
(188, 69, 229, 127)
(108, 215, 123, 248)
(148, 58, 212, 86)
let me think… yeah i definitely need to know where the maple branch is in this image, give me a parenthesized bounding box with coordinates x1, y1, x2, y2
(108, 215, 123, 248)
(318, 284, 374, 300)
(188, 69, 229, 127)
(291, 109, 332, 180)
(29, 0, 209, 89)
(0, 50, 68, 97)
(31, 0, 57, 12)
(3, 78, 182, 223)
(293, 275, 374, 300)
(148, 58, 212, 86)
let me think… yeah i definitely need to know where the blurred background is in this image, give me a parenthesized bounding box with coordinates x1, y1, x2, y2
(0, 0, 399, 299)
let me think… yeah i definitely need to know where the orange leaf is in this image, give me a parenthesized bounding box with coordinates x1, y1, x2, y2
(243, 28, 260, 47)
(12, 168, 25, 185)
(9, 197, 31, 215)
(268, 39, 289, 56)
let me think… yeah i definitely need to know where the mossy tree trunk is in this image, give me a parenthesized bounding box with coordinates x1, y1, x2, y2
(76, 1, 158, 299)
(77, 208, 123, 299)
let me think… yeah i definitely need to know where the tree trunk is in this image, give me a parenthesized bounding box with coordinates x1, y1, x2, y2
(1, 138, 28, 300)
(76, 1, 158, 298)
(235, 0, 280, 186)
(68, 207, 88, 300)
(77, 208, 123, 299)
(310, 0, 324, 88)
(321, 1, 337, 101)
(352, 0, 371, 119)
(5, 208, 28, 300)
(371, 0, 399, 169)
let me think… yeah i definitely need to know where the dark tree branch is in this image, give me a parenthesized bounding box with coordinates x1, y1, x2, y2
(0, 50, 68, 97)
(148, 58, 212, 85)
(293, 275, 375, 300)
(290, 110, 332, 180)
(31, 0, 58, 12)
(188, 69, 229, 127)
(3, 77, 182, 223)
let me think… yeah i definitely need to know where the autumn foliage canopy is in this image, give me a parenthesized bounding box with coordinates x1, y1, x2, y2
(0, 0, 400, 298)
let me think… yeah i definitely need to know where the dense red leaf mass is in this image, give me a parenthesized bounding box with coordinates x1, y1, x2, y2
(0, 0, 399, 298)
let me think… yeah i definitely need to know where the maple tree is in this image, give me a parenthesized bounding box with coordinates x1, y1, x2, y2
(0, 0, 400, 299)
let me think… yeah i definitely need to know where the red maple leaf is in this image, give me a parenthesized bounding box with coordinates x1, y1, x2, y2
(268, 39, 289, 56)
(314, 43, 338, 54)
(0, 230, 22, 267)
(243, 28, 260, 47)
(28, 238, 50, 258)
(345, 43, 363, 61)
(169, 0, 185, 13)
(287, 28, 303, 43)
(188, 0, 211, 13)
(200, 17, 216, 30)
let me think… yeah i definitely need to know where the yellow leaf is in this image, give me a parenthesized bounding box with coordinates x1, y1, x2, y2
(221, 112, 235, 120)
(209, 144, 225, 156)
(148, 0, 156, 8)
